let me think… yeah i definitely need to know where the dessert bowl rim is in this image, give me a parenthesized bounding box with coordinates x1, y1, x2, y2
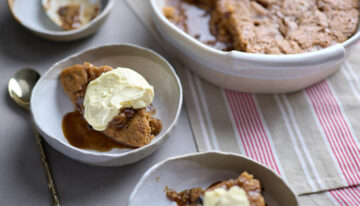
(128, 151, 299, 205)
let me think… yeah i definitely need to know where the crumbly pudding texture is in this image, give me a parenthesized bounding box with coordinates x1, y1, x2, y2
(166, 171, 265, 206)
(164, 0, 359, 54)
(56, 4, 99, 30)
(60, 62, 162, 148)
(57, 5, 82, 30)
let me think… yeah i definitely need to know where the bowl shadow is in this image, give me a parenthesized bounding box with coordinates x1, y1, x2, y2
(0, 9, 93, 64)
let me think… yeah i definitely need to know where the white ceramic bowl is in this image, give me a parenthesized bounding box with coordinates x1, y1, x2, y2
(128, 151, 298, 206)
(150, 0, 360, 93)
(30, 44, 183, 166)
(8, 0, 115, 41)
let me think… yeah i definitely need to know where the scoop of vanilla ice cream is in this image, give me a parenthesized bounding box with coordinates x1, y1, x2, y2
(203, 186, 250, 206)
(83, 67, 154, 131)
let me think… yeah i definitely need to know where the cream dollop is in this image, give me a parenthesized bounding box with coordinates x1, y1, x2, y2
(203, 186, 250, 206)
(83, 67, 154, 131)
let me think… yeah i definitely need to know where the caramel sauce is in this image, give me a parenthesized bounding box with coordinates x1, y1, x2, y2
(109, 108, 136, 129)
(62, 111, 131, 152)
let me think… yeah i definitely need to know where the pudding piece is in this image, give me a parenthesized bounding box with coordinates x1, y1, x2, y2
(166, 172, 265, 206)
(42, 0, 100, 30)
(164, 0, 359, 54)
(60, 63, 112, 108)
(210, 0, 358, 54)
(57, 5, 82, 30)
(60, 62, 162, 148)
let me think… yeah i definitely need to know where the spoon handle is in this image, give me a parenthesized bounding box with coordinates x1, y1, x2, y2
(31, 120, 61, 206)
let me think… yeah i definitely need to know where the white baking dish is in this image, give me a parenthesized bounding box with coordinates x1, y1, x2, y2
(150, 0, 360, 93)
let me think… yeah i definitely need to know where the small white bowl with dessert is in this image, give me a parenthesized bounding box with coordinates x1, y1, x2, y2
(8, 0, 115, 41)
(128, 151, 298, 206)
(30, 44, 183, 166)
(150, 0, 360, 93)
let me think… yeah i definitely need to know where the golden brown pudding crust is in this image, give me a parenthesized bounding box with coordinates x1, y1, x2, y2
(166, 171, 265, 206)
(60, 62, 112, 108)
(60, 63, 162, 148)
(165, 0, 359, 54)
(103, 108, 154, 148)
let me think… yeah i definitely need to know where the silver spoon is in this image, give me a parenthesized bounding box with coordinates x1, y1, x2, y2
(8, 69, 60, 206)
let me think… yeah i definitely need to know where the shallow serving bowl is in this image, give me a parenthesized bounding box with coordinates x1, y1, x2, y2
(128, 151, 298, 206)
(150, 0, 360, 93)
(8, 0, 115, 41)
(30, 44, 183, 166)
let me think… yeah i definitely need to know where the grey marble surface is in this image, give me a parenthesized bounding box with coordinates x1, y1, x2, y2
(0, 1, 197, 205)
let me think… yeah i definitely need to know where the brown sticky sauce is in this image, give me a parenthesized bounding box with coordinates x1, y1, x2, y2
(62, 111, 131, 152)
(166, 0, 229, 51)
(57, 5, 82, 30)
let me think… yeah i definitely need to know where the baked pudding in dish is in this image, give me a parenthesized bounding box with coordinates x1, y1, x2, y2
(166, 172, 265, 206)
(60, 62, 162, 151)
(164, 0, 359, 54)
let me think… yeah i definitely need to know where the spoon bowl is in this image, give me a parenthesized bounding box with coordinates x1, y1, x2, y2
(8, 69, 40, 109)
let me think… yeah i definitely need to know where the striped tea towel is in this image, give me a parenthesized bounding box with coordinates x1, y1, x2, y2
(126, 0, 360, 205)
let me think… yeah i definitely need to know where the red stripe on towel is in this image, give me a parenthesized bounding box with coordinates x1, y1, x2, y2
(330, 186, 360, 206)
(306, 81, 360, 185)
(225, 90, 281, 175)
